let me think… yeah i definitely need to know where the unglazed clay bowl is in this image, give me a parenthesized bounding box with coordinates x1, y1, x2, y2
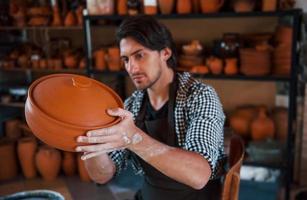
(25, 74, 123, 152)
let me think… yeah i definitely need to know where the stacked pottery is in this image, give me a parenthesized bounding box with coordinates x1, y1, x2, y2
(179, 40, 203, 70)
(62, 151, 77, 176)
(17, 137, 38, 179)
(77, 153, 91, 182)
(176, 0, 192, 14)
(240, 48, 271, 76)
(35, 145, 61, 181)
(261, 0, 277, 11)
(0, 138, 18, 181)
(5, 119, 22, 141)
(117, 0, 128, 15)
(272, 25, 293, 75)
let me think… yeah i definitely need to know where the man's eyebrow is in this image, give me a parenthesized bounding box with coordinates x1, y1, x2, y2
(120, 49, 144, 58)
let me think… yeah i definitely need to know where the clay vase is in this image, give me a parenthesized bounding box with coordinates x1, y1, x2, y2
(0, 138, 18, 181)
(51, 6, 62, 26)
(35, 145, 62, 181)
(94, 49, 106, 70)
(224, 58, 238, 75)
(5, 119, 22, 141)
(117, 0, 128, 15)
(107, 47, 121, 71)
(272, 107, 288, 142)
(200, 0, 224, 13)
(262, 0, 277, 11)
(18, 137, 38, 179)
(158, 0, 174, 14)
(229, 106, 257, 138)
(64, 11, 77, 26)
(77, 153, 91, 182)
(251, 107, 275, 141)
(207, 56, 223, 75)
(144, 0, 158, 15)
(233, 0, 255, 12)
(62, 151, 77, 176)
(76, 5, 84, 26)
(176, 0, 192, 14)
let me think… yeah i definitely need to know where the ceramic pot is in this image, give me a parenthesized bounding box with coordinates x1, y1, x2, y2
(25, 74, 123, 151)
(5, 119, 22, 141)
(176, 0, 192, 14)
(224, 58, 238, 75)
(76, 5, 84, 26)
(0, 138, 18, 181)
(62, 151, 77, 176)
(107, 47, 121, 71)
(233, 0, 255, 12)
(262, 0, 277, 11)
(251, 107, 275, 141)
(144, 0, 158, 15)
(158, 0, 174, 14)
(200, 0, 224, 13)
(94, 49, 106, 70)
(51, 6, 62, 26)
(18, 137, 37, 179)
(64, 11, 77, 26)
(77, 153, 91, 182)
(117, 0, 128, 15)
(36, 145, 61, 181)
(207, 56, 223, 75)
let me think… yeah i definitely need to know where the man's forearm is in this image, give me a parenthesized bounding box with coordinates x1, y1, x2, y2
(84, 153, 116, 184)
(129, 130, 212, 190)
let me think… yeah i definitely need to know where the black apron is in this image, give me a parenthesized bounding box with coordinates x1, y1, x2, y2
(133, 75, 221, 200)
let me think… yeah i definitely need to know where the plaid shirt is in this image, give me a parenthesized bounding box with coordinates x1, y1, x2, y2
(109, 72, 226, 179)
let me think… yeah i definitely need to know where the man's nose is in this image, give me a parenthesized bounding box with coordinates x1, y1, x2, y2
(128, 59, 139, 73)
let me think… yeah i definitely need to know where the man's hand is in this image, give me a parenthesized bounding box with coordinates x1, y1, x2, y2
(76, 108, 142, 160)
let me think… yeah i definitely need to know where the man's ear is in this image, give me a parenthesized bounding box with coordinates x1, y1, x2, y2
(160, 47, 172, 61)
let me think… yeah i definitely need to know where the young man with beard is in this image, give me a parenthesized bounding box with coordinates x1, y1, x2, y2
(76, 15, 226, 200)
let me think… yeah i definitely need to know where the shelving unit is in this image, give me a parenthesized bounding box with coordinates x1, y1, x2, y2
(83, 9, 303, 200)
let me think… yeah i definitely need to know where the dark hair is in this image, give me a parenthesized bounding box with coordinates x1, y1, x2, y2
(116, 15, 177, 69)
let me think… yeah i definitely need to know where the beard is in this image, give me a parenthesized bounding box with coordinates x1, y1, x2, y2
(131, 68, 162, 90)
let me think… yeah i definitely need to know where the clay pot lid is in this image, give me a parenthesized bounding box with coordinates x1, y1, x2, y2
(28, 74, 123, 128)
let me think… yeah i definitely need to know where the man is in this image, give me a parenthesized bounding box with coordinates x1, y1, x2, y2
(76, 15, 225, 200)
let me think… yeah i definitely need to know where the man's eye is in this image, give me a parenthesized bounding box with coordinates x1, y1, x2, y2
(135, 53, 144, 60)
(121, 57, 128, 63)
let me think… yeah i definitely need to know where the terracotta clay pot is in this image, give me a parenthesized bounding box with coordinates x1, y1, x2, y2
(76, 5, 84, 26)
(51, 6, 62, 26)
(207, 56, 223, 75)
(64, 11, 77, 26)
(62, 151, 77, 176)
(94, 49, 106, 70)
(77, 153, 91, 182)
(25, 74, 123, 151)
(200, 0, 224, 13)
(5, 119, 22, 141)
(262, 0, 277, 11)
(158, 0, 174, 14)
(251, 107, 275, 141)
(117, 0, 128, 15)
(17, 137, 38, 179)
(224, 58, 238, 75)
(176, 0, 192, 14)
(36, 145, 61, 181)
(0, 138, 18, 181)
(233, 0, 255, 12)
(144, 0, 158, 15)
(107, 47, 121, 71)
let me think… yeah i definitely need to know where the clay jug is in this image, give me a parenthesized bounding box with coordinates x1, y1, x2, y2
(158, 0, 174, 14)
(262, 0, 277, 11)
(94, 49, 106, 70)
(17, 137, 37, 179)
(107, 47, 121, 71)
(0, 138, 18, 181)
(251, 107, 275, 141)
(117, 0, 128, 15)
(77, 153, 91, 182)
(62, 151, 77, 176)
(144, 0, 158, 15)
(35, 145, 61, 181)
(207, 56, 223, 75)
(272, 107, 288, 142)
(5, 119, 22, 141)
(51, 5, 62, 26)
(176, 0, 192, 14)
(76, 5, 84, 26)
(200, 0, 224, 13)
(224, 58, 238, 75)
(64, 11, 77, 26)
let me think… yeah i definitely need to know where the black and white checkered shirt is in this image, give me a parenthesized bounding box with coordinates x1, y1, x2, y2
(109, 72, 226, 179)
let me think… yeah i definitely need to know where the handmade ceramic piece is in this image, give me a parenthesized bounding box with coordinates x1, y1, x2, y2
(25, 74, 123, 152)
(62, 151, 77, 176)
(200, 0, 224, 13)
(158, 0, 174, 14)
(251, 107, 275, 141)
(77, 153, 91, 182)
(18, 137, 38, 179)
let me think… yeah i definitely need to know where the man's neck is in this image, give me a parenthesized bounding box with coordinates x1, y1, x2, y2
(147, 68, 174, 111)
